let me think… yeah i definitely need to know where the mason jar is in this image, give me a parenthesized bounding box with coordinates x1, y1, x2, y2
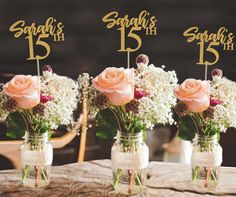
(20, 131, 53, 188)
(191, 134, 222, 188)
(111, 132, 149, 195)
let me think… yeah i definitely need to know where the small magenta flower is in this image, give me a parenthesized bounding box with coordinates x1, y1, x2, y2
(42, 65, 53, 73)
(40, 94, 54, 103)
(210, 97, 223, 107)
(211, 68, 223, 78)
(134, 87, 149, 100)
(136, 54, 149, 66)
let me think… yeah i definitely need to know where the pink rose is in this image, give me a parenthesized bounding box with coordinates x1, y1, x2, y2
(3, 75, 40, 109)
(174, 79, 210, 113)
(92, 67, 134, 106)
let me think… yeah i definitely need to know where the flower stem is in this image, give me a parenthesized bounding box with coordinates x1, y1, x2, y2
(135, 173, 144, 191)
(22, 165, 30, 182)
(18, 112, 30, 133)
(109, 108, 122, 133)
(113, 169, 122, 188)
(188, 115, 199, 134)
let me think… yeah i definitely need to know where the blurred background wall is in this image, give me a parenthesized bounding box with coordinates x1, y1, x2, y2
(0, 0, 236, 168)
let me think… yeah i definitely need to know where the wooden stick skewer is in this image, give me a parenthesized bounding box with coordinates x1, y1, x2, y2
(36, 59, 40, 78)
(35, 166, 40, 188)
(78, 98, 88, 162)
(205, 167, 211, 188)
(128, 170, 135, 194)
(204, 63, 208, 80)
(127, 50, 130, 69)
(36, 59, 41, 99)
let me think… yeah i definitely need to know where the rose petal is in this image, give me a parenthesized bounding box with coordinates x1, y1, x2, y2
(174, 79, 210, 113)
(92, 67, 134, 106)
(3, 75, 40, 109)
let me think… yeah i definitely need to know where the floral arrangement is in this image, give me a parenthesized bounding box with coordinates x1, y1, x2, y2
(78, 54, 177, 194)
(77, 54, 178, 138)
(0, 65, 78, 138)
(174, 68, 236, 140)
(174, 69, 236, 187)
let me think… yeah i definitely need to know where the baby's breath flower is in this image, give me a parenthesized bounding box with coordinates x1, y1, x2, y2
(41, 72, 78, 129)
(78, 73, 100, 120)
(135, 64, 178, 129)
(209, 77, 236, 132)
(0, 92, 9, 120)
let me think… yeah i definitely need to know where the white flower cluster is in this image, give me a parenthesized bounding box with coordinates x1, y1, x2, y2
(211, 76, 236, 132)
(77, 73, 99, 120)
(135, 64, 178, 129)
(0, 92, 9, 121)
(41, 71, 78, 129)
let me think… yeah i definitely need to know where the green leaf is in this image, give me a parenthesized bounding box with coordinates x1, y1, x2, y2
(142, 130, 147, 140)
(95, 109, 118, 139)
(31, 117, 51, 134)
(178, 116, 196, 141)
(6, 112, 26, 139)
(132, 118, 145, 134)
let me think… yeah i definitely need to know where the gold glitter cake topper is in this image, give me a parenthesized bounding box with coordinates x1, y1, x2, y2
(102, 10, 158, 67)
(9, 17, 65, 61)
(183, 26, 235, 79)
(102, 10, 157, 52)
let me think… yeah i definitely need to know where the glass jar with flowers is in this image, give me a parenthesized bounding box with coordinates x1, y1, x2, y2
(0, 65, 78, 188)
(173, 69, 236, 188)
(78, 54, 178, 195)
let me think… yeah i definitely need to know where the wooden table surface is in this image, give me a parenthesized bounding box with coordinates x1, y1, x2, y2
(0, 160, 236, 197)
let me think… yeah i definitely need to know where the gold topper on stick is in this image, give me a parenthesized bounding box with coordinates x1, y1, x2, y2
(9, 17, 65, 61)
(102, 10, 157, 67)
(183, 26, 235, 79)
